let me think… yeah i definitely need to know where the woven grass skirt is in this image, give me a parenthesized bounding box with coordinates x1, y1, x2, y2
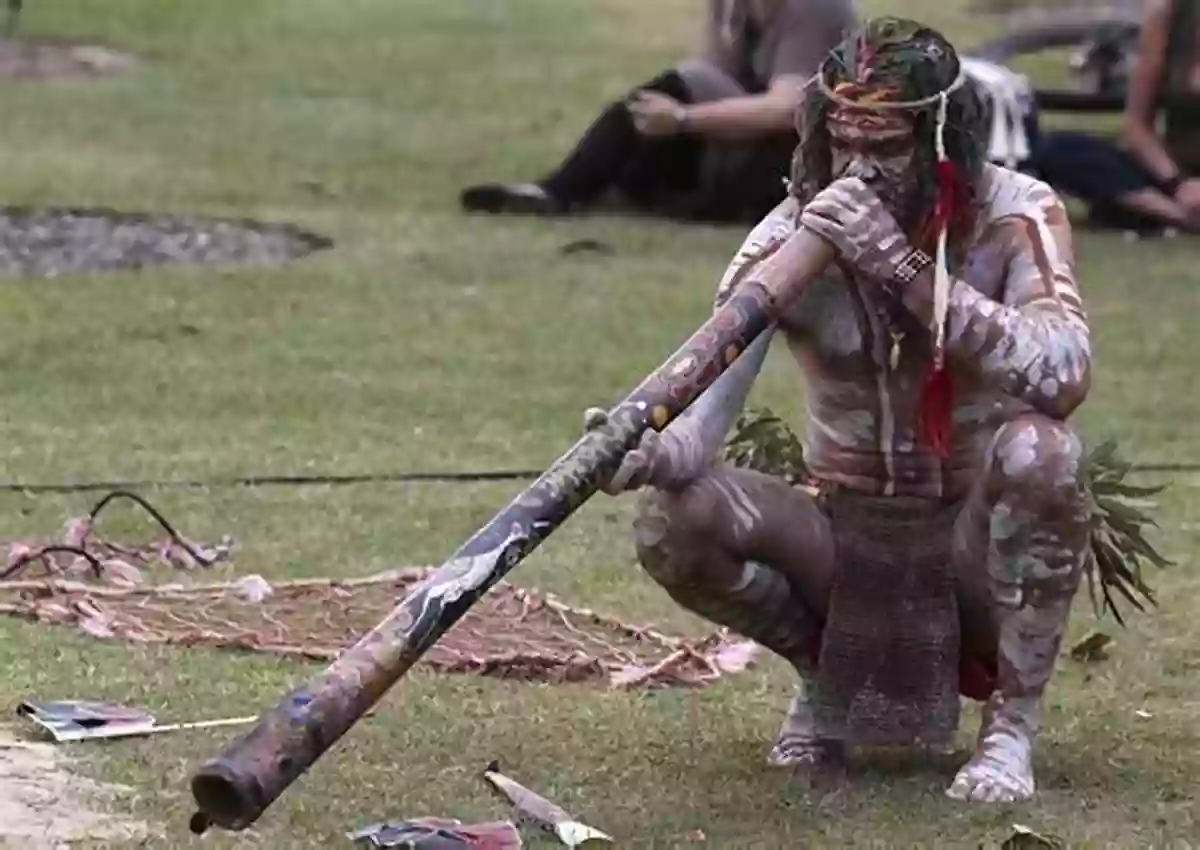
(812, 487, 962, 747)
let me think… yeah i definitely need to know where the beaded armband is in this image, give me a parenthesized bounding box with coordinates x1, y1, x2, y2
(893, 248, 934, 284)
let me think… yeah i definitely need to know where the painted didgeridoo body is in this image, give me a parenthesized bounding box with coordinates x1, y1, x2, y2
(187, 227, 835, 834)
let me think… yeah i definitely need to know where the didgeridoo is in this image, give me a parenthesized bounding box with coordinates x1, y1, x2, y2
(187, 226, 835, 833)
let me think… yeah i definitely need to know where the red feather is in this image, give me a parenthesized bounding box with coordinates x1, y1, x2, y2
(916, 160, 964, 458)
(922, 160, 966, 249)
(918, 364, 954, 458)
(959, 652, 997, 702)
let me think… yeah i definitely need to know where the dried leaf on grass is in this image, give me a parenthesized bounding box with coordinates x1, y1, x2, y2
(1001, 824, 1065, 849)
(1069, 630, 1113, 663)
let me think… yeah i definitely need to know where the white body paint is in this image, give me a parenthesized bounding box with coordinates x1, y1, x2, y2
(418, 524, 527, 607)
(643, 165, 1089, 802)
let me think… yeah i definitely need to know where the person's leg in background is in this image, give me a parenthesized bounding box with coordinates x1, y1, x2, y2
(618, 58, 791, 224)
(678, 130, 797, 224)
(459, 70, 700, 216)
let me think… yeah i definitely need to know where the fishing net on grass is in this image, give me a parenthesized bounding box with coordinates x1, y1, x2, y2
(0, 492, 758, 690)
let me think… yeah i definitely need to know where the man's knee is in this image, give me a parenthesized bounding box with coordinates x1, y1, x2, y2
(985, 416, 1091, 602)
(632, 482, 721, 588)
(987, 415, 1086, 507)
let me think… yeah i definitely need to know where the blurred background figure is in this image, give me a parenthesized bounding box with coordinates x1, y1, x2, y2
(459, 0, 858, 225)
(1030, 0, 1200, 234)
(5, 0, 23, 39)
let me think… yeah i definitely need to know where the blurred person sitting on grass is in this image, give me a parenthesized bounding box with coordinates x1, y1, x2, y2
(459, 0, 858, 225)
(1031, 0, 1200, 234)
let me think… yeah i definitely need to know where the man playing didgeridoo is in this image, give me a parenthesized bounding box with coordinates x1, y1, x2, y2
(586, 17, 1092, 803)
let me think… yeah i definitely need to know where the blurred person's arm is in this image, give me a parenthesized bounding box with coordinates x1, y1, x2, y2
(674, 74, 809, 136)
(1121, 0, 1183, 183)
(647, 0, 854, 138)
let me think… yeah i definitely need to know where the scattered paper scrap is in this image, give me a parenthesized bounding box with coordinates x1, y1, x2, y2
(16, 700, 155, 742)
(15, 699, 255, 743)
(609, 633, 758, 690)
(482, 761, 613, 847)
(347, 818, 522, 848)
(231, 573, 273, 603)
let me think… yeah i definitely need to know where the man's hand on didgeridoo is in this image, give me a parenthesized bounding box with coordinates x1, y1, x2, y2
(582, 407, 701, 495)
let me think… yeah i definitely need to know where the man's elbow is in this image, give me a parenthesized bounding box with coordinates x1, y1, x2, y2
(1036, 347, 1091, 420)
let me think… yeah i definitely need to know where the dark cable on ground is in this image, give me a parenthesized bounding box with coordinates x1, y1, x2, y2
(0, 489, 213, 579)
(0, 462, 1193, 495)
(0, 469, 547, 494)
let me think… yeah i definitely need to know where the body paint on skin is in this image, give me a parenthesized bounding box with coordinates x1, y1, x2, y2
(948, 414, 1088, 801)
(768, 679, 845, 768)
(905, 168, 1092, 422)
(626, 161, 1093, 800)
(648, 197, 802, 487)
(947, 694, 1039, 802)
(632, 478, 825, 678)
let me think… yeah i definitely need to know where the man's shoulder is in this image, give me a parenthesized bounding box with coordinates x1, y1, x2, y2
(976, 164, 1067, 224)
(746, 195, 802, 239)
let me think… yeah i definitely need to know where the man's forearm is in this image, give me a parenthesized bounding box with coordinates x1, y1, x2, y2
(1120, 0, 1177, 183)
(654, 195, 797, 482)
(1123, 122, 1184, 185)
(656, 328, 774, 483)
(903, 276, 1091, 420)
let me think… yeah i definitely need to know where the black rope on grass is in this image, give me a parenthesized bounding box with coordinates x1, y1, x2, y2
(0, 462, 1191, 496)
(88, 489, 219, 567)
(0, 469, 546, 494)
(0, 491, 224, 581)
(0, 545, 104, 580)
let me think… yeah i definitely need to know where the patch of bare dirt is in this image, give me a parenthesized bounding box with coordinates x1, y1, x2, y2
(0, 206, 333, 279)
(0, 38, 136, 79)
(0, 727, 147, 849)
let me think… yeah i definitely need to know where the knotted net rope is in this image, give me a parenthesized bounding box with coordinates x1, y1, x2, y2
(0, 492, 758, 690)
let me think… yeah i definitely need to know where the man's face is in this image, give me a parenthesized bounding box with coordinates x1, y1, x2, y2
(827, 105, 919, 213)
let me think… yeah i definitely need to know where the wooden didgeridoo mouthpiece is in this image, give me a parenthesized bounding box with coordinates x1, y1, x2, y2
(187, 226, 835, 833)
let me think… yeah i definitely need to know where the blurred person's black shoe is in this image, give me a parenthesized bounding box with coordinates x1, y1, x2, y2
(459, 182, 569, 216)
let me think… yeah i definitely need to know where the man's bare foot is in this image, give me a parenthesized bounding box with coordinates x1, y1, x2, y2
(946, 694, 1038, 803)
(767, 686, 845, 769)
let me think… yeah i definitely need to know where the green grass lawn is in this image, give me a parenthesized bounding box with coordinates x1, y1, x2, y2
(1, 1, 1198, 847)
